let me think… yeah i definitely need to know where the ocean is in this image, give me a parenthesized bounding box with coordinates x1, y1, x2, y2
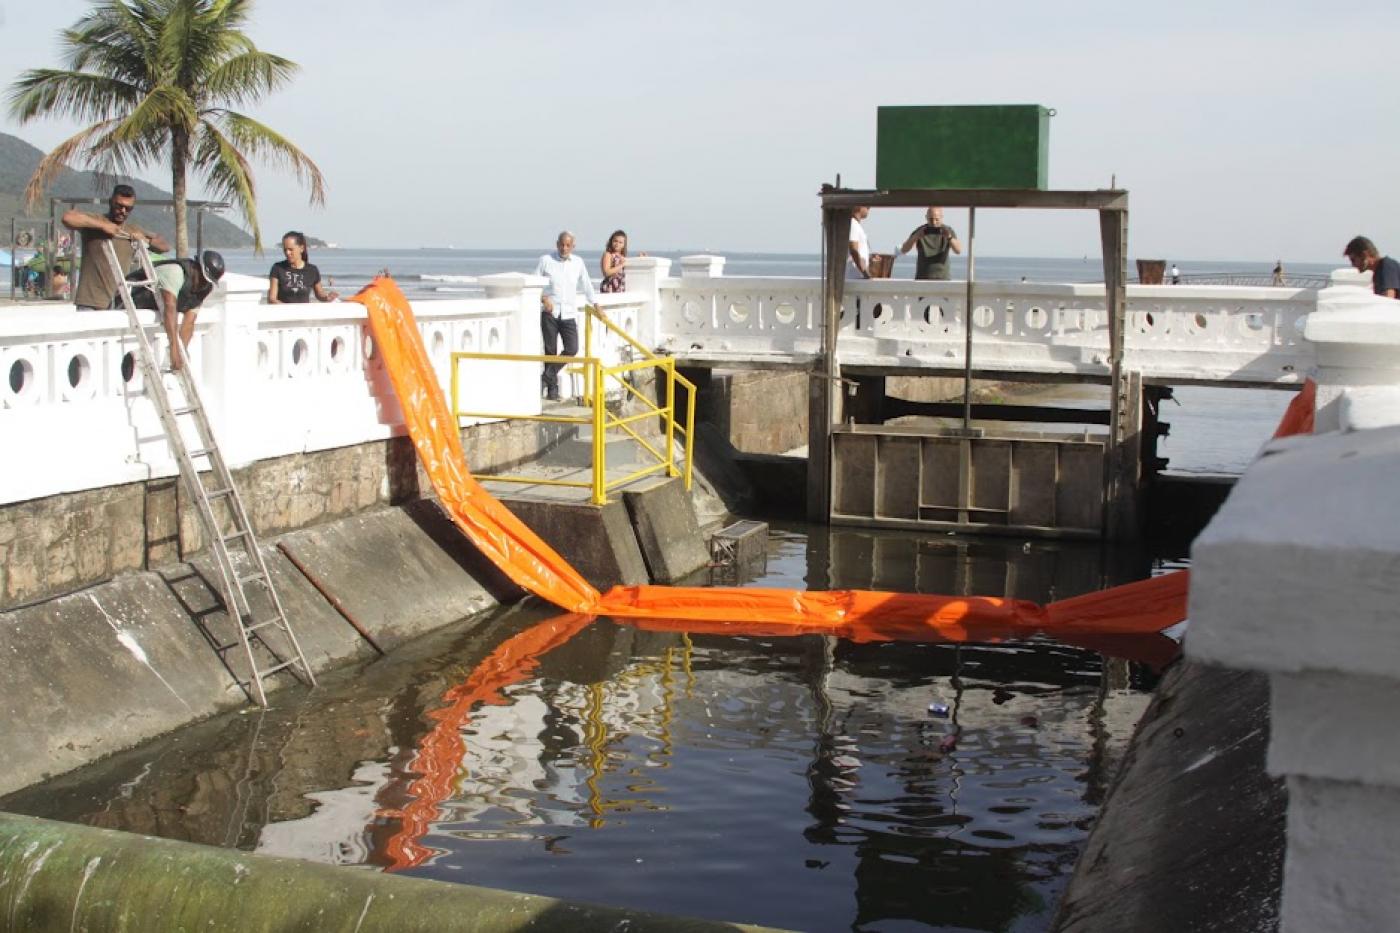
(219, 248, 1341, 301)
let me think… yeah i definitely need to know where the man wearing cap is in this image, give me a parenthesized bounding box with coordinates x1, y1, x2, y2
(1342, 236, 1400, 299)
(62, 184, 171, 310)
(131, 251, 226, 370)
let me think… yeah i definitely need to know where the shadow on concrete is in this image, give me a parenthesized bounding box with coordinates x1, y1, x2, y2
(401, 498, 525, 606)
(155, 563, 257, 705)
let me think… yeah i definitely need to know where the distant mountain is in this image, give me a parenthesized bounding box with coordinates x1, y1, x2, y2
(0, 131, 255, 249)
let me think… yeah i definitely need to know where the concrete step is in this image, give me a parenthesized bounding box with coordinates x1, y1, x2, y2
(541, 433, 649, 469)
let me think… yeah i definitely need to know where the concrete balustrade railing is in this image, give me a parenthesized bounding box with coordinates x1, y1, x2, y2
(1187, 286, 1400, 932)
(655, 257, 1322, 384)
(1, 271, 543, 506)
(0, 253, 1379, 508)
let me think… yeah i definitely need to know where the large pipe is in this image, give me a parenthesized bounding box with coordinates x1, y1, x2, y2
(0, 812, 788, 933)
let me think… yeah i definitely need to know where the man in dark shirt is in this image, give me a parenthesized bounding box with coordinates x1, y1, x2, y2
(898, 207, 963, 280)
(62, 184, 171, 309)
(1343, 236, 1400, 299)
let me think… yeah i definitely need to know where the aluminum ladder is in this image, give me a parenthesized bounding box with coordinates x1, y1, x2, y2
(102, 238, 316, 706)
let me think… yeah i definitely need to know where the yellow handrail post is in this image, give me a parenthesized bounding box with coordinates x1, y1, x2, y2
(449, 352, 460, 423)
(665, 359, 678, 478)
(684, 386, 696, 491)
(591, 361, 607, 505)
(582, 306, 596, 407)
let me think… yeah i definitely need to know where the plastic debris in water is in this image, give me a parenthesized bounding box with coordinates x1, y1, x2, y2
(939, 734, 959, 753)
(928, 702, 950, 718)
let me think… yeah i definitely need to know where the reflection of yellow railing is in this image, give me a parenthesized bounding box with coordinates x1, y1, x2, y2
(450, 306, 696, 505)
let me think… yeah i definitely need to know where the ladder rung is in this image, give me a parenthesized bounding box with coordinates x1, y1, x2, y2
(245, 618, 284, 634)
(172, 404, 201, 416)
(207, 487, 234, 499)
(239, 572, 270, 587)
(222, 529, 251, 543)
(188, 447, 215, 459)
(258, 659, 299, 677)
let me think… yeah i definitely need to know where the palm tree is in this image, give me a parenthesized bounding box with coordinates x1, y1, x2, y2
(6, 0, 325, 254)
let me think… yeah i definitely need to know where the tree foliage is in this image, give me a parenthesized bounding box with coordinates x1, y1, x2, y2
(6, 0, 325, 253)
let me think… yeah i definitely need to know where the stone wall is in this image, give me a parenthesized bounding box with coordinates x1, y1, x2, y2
(0, 416, 577, 611)
(689, 370, 809, 455)
(685, 370, 971, 457)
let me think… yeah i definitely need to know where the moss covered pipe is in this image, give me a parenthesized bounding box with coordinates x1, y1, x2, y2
(0, 812, 789, 933)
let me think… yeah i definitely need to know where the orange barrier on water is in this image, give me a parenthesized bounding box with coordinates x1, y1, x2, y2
(350, 277, 1187, 639)
(355, 271, 1315, 869)
(381, 604, 1184, 870)
(1273, 378, 1317, 438)
(355, 280, 599, 613)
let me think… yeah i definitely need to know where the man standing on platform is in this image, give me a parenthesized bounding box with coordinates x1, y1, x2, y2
(62, 184, 170, 310)
(898, 207, 963, 280)
(1343, 236, 1400, 299)
(848, 205, 872, 279)
(535, 231, 598, 401)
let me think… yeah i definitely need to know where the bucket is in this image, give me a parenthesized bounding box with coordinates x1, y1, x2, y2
(868, 253, 896, 279)
(1136, 259, 1166, 285)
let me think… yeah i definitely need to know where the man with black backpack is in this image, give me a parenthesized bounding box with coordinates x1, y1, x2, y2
(131, 250, 226, 371)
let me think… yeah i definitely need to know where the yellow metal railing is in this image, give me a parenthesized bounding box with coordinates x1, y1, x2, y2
(450, 306, 696, 505)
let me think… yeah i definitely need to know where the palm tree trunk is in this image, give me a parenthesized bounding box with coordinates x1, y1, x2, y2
(171, 128, 190, 257)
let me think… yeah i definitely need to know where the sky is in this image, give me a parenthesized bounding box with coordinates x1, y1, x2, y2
(1, 0, 1396, 262)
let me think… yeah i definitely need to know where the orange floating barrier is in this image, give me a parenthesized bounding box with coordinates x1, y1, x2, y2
(353, 272, 1316, 870)
(1273, 377, 1316, 438)
(350, 277, 1197, 640)
(354, 279, 599, 613)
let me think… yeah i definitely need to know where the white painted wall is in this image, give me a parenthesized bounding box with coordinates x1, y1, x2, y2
(1187, 285, 1400, 933)
(0, 274, 543, 505)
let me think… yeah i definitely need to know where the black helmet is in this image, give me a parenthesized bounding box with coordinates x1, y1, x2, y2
(200, 250, 225, 283)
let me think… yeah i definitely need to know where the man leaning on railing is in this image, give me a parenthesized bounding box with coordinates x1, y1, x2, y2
(1343, 236, 1400, 299)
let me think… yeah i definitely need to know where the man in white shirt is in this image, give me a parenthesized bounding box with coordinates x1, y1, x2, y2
(848, 205, 871, 279)
(534, 231, 598, 401)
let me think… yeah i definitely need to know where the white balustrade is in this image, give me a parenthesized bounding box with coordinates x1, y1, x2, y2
(656, 270, 1319, 384)
(1, 252, 1369, 507)
(2, 273, 539, 505)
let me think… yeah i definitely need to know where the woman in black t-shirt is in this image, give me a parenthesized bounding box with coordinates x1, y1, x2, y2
(268, 231, 339, 303)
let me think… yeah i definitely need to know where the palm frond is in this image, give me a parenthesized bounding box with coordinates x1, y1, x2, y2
(21, 120, 123, 208)
(6, 69, 143, 124)
(192, 120, 261, 249)
(212, 111, 327, 206)
(201, 50, 298, 107)
(112, 85, 198, 146)
(65, 1, 162, 87)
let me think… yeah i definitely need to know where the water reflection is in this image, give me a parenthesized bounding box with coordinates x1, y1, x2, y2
(3, 526, 1180, 932)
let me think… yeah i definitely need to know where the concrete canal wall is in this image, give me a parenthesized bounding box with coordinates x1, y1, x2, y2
(0, 469, 711, 798)
(1057, 288, 1400, 931)
(0, 499, 505, 796)
(1, 418, 588, 612)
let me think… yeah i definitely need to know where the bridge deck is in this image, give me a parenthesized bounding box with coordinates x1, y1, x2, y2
(672, 350, 1305, 390)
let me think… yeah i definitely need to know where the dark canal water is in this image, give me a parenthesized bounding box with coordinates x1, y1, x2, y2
(3, 527, 1182, 932)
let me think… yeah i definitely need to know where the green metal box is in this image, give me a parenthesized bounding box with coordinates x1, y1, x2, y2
(876, 105, 1051, 190)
